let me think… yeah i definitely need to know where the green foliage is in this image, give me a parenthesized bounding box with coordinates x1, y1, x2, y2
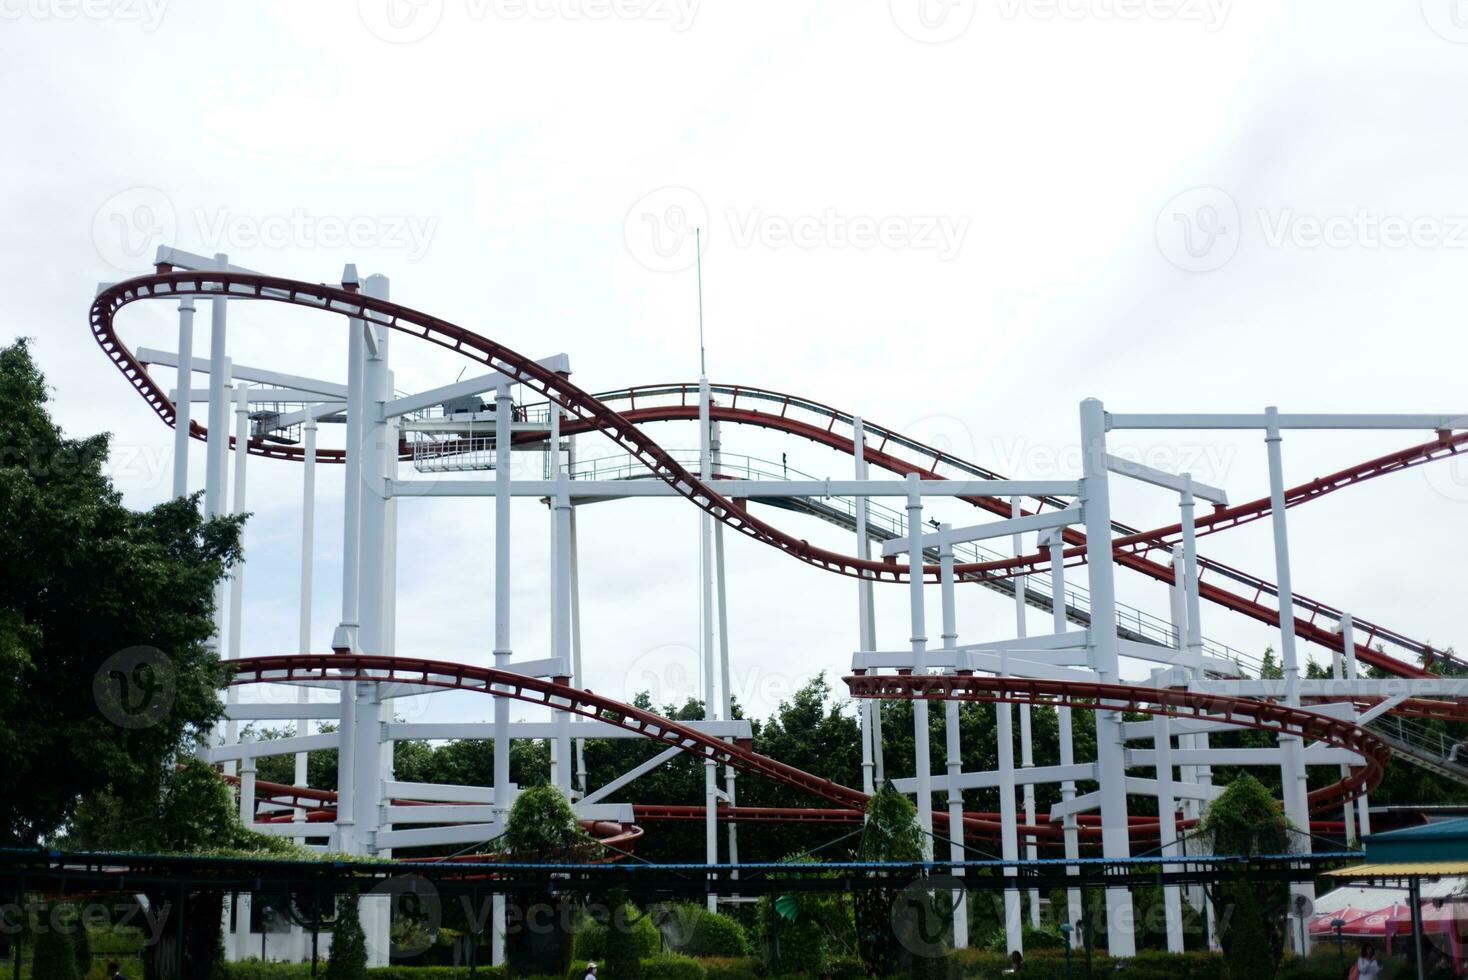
(854, 785, 937, 976)
(222, 966, 509, 979)
(658, 904, 750, 958)
(951, 948, 1224, 979)
(597, 892, 649, 980)
(1201, 775, 1291, 980)
(0, 339, 244, 847)
(31, 919, 79, 980)
(637, 954, 705, 980)
(325, 893, 368, 980)
(572, 903, 660, 956)
(753, 858, 856, 976)
(503, 784, 596, 860)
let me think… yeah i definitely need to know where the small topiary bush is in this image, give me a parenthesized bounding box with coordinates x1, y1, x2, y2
(32, 921, 80, 980)
(572, 903, 662, 961)
(659, 904, 750, 958)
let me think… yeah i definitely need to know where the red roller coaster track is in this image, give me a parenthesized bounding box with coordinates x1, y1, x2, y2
(87, 270, 1461, 855)
(225, 654, 1391, 850)
(93, 272, 1460, 681)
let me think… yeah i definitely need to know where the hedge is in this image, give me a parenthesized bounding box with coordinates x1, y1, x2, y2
(660, 905, 750, 958)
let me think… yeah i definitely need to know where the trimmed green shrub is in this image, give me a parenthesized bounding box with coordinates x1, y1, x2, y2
(325, 893, 368, 980)
(659, 904, 749, 958)
(572, 903, 661, 961)
(32, 922, 80, 980)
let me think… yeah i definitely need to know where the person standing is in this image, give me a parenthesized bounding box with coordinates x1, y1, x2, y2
(1351, 942, 1382, 980)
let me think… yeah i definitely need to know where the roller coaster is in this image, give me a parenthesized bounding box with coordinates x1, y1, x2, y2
(89, 246, 1468, 965)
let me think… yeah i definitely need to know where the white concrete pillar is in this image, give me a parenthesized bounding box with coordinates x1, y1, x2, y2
(1043, 530, 1083, 935)
(1079, 398, 1135, 958)
(1013, 498, 1040, 930)
(1264, 407, 1314, 953)
(171, 298, 195, 499)
(905, 473, 935, 860)
(938, 526, 968, 948)
(853, 417, 882, 793)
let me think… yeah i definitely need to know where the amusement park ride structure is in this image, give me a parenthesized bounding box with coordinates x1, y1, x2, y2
(89, 247, 1468, 967)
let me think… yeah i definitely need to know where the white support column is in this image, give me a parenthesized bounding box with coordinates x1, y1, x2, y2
(354, 274, 392, 858)
(1340, 614, 1371, 839)
(938, 526, 968, 949)
(1013, 498, 1040, 930)
(854, 417, 882, 793)
(713, 423, 739, 877)
(293, 417, 315, 867)
(1079, 398, 1136, 959)
(203, 253, 230, 521)
(1158, 548, 1186, 953)
(236, 761, 256, 956)
(1328, 624, 1357, 848)
(549, 405, 572, 795)
(1265, 407, 1314, 953)
(999, 499, 1023, 953)
(489, 377, 513, 961)
(905, 473, 935, 861)
(699, 378, 719, 910)
(1180, 474, 1218, 950)
(569, 438, 588, 795)
(1045, 531, 1082, 935)
(223, 383, 250, 777)
(171, 298, 196, 499)
(553, 470, 574, 797)
(492, 380, 513, 814)
(334, 267, 367, 852)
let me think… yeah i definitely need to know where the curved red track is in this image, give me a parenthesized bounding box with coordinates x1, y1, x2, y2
(94, 272, 1457, 678)
(226, 653, 1390, 848)
(87, 271, 1460, 850)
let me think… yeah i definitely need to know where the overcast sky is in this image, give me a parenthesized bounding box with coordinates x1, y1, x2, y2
(5, 1, 1468, 730)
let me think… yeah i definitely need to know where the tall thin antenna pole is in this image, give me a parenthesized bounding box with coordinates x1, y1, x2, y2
(696, 227, 707, 378)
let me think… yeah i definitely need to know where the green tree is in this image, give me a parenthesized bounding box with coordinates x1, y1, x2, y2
(855, 784, 937, 976)
(0, 339, 244, 846)
(325, 891, 368, 980)
(503, 785, 592, 975)
(1201, 774, 1291, 979)
(66, 757, 304, 979)
(30, 918, 78, 980)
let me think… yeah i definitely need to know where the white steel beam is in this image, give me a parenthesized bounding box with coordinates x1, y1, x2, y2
(383, 354, 570, 419)
(388, 479, 1080, 500)
(880, 506, 1082, 557)
(1108, 412, 1468, 431)
(1106, 455, 1228, 505)
(137, 347, 347, 398)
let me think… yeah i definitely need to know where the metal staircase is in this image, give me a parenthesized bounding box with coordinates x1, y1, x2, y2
(1367, 714, 1468, 788)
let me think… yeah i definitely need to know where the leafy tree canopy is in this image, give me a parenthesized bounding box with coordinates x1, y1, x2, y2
(0, 339, 244, 846)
